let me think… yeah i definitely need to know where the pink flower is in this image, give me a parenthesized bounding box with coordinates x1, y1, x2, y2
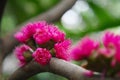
(14, 32, 29, 43)
(33, 26, 51, 44)
(32, 48, 52, 66)
(14, 23, 35, 43)
(33, 23, 66, 45)
(71, 37, 99, 60)
(48, 25, 65, 42)
(14, 45, 30, 66)
(54, 39, 71, 60)
(103, 31, 119, 48)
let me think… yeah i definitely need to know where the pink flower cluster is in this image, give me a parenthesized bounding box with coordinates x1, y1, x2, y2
(70, 31, 120, 76)
(14, 21, 71, 66)
(14, 21, 65, 44)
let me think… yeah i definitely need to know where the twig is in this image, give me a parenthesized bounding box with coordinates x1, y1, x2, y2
(8, 58, 101, 80)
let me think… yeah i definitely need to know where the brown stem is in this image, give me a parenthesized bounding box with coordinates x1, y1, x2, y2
(30, 0, 77, 22)
(8, 58, 101, 80)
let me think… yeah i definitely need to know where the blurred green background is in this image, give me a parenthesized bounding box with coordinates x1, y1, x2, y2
(1, 0, 120, 80)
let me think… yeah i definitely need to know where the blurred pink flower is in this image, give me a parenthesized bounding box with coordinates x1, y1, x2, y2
(70, 47, 82, 60)
(71, 37, 99, 60)
(103, 31, 120, 63)
(14, 44, 30, 66)
(32, 48, 52, 66)
(54, 39, 71, 60)
(103, 31, 119, 48)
